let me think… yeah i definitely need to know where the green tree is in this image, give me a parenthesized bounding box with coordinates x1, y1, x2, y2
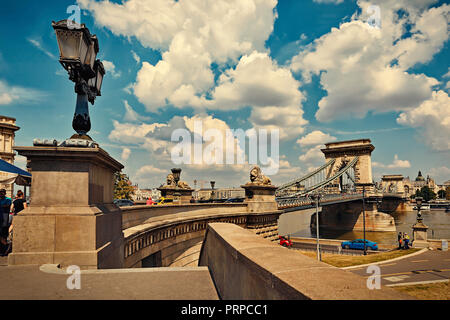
(114, 172, 135, 200)
(415, 186, 437, 202)
(437, 189, 446, 199)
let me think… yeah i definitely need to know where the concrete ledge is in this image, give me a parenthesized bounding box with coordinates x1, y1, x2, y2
(199, 223, 414, 300)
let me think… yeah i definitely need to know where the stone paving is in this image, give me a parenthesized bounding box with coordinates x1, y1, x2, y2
(0, 262, 219, 300)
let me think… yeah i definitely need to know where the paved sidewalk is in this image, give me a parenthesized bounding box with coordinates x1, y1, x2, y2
(0, 263, 219, 300)
(349, 249, 450, 286)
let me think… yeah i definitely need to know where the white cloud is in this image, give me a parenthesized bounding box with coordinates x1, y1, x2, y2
(429, 166, 450, 184)
(80, 0, 308, 141)
(372, 154, 411, 169)
(313, 0, 344, 4)
(296, 130, 336, 147)
(291, 2, 449, 122)
(123, 100, 150, 122)
(27, 38, 56, 59)
(298, 145, 324, 164)
(102, 60, 121, 78)
(121, 147, 131, 161)
(0, 80, 46, 105)
(397, 90, 450, 151)
(131, 50, 140, 64)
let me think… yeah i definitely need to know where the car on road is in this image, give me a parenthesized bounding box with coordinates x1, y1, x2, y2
(341, 239, 378, 251)
(279, 236, 293, 248)
(154, 197, 173, 205)
(113, 199, 135, 207)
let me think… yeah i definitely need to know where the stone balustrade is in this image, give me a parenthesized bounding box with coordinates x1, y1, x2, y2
(122, 204, 282, 268)
(121, 202, 248, 230)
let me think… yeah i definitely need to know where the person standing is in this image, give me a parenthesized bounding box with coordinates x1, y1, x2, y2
(8, 190, 27, 242)
(404, 233, 410, 250)
(398, 232, 403, 249)
(0, 189, 12, 255)
(11, 190, 27, 215)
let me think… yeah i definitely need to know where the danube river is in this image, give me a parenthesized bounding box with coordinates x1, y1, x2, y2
(278, 209, 450, 247)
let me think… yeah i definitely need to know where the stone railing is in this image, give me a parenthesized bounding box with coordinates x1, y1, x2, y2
(199, 223, 413, 300)
(122, 206, 282, 268)
(121, 203, 248, 230)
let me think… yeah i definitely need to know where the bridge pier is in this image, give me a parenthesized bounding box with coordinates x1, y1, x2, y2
(313, 200, 396, 232)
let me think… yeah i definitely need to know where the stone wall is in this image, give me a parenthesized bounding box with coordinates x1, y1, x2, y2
(199, 223, 413, 300)
(121, 203, 248, 230)
(123, 208, 281, 268)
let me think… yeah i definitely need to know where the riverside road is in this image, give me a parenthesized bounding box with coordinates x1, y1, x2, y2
(347, 249, 450, 286)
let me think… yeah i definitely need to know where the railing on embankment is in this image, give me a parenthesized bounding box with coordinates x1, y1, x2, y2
(121, 203, 282, 268)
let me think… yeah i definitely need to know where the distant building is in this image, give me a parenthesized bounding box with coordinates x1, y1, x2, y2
(379, 171, 447, 199)
(0, 116, 20, 197)
(402, 171, 444, 197)
(131, 185, 160, 202)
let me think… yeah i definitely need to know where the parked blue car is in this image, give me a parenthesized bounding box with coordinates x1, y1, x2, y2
(341, 239, 378, 251)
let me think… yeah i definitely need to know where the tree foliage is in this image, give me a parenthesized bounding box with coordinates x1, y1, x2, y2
(415, 186, 437, 202)
(437, 189, 446, 199)
(114, 172, 135, 200)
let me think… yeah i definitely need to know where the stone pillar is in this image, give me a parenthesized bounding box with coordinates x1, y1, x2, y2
(412, 221, 429, 248)
(241, 184, 278, 213)
(9, 146, 124, 269)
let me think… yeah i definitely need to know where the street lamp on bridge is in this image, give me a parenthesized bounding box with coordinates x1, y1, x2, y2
(52, 19, 105, 140)
(310, 191, 322, 261)
(355, 182, 374, 256)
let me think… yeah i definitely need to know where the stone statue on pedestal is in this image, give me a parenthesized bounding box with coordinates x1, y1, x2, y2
(248, 166, 272, 186)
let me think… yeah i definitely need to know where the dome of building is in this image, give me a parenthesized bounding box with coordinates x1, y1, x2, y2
(415, 170, 425, 181)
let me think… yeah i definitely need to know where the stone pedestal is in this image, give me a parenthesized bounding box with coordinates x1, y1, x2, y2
(241, 184, 278, 213)
(158, 187, 193, 204)
(412, 221, 429, 248)
(9, 146, 125, 269)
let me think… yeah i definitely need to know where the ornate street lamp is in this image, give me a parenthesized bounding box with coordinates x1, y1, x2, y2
(52, 20, 105, 140)
(171, 168, 182, 186)
(415, 196, 423, 222)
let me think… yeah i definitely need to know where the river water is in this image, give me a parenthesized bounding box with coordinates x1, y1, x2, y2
(278, 209, 450, 247)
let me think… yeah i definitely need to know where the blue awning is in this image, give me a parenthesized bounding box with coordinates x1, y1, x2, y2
(0, 159, 31, 177)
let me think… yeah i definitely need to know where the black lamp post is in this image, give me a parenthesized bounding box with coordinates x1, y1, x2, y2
(52, 20, 105, 140)
(355, 182, 374, 256)
(311, 191, 322, 261)
(210, 181, 215, 201)
(415, 196, 423, 222)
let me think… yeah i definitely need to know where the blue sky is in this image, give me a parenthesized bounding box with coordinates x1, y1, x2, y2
(1, 0, 449, 188)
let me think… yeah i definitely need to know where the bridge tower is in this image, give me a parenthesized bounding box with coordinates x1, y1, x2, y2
(321, 139, 375, 193)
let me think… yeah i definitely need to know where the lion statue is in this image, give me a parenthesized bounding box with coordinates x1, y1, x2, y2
(165, 174, 176, 187)
(249, 166, 272, 185)
(177, 180, 190, 189)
